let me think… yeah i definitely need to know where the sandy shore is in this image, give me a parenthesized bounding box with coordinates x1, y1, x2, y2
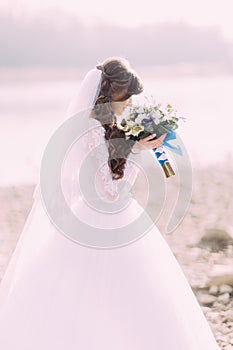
(0, 161, 232, 348)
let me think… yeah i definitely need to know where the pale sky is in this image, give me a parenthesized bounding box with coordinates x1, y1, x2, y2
(1, 0, 233, 41)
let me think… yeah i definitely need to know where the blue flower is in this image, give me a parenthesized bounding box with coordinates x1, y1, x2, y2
(141, 116, 155, 127)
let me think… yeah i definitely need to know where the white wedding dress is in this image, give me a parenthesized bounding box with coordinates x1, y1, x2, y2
(0, 69, 220, 350)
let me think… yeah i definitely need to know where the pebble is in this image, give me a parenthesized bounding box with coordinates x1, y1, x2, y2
(221, 326, 232, 335)
(217, 293, 230, 304)
(224, 310, 233, 322)
(213, 301, 227, 309)
(219, 284, 233, 294)
(198, 294, 217, 306)
(223, 345, 233, 350)
(216, 334, 229, 342)
(207, 311, 220, 324)
(209, 285, 219, 295)
(207, 265, 233, 287)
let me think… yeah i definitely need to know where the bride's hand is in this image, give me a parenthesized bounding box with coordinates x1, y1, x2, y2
(135, 133, 167, 150)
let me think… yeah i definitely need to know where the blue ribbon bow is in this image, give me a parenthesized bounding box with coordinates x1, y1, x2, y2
(162, 130, 182, 155)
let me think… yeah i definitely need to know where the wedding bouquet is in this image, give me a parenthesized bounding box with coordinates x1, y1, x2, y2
(116, 97, 186, 178)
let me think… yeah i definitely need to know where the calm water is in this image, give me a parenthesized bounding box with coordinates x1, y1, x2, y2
(0, 72, 232, 186)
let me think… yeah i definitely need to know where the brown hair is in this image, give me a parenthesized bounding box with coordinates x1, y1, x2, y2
(92, 57, 144, 180)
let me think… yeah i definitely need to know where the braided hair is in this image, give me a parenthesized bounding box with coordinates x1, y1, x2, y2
(92, 57, 144, 180)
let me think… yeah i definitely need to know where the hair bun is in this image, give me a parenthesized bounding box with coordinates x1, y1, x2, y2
(96, 64, 111, 80)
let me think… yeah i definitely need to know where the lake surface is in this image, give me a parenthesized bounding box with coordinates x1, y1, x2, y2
(0, 70, 232, 186)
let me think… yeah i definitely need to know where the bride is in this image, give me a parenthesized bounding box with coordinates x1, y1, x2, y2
(0, 57, 220, 349)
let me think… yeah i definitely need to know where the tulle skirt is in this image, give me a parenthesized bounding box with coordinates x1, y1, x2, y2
(0, 192, 220, 350)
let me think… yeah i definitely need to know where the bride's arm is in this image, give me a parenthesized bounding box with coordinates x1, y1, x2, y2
(84, 122, 119, 203)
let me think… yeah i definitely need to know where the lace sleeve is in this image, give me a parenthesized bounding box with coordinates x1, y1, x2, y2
(82, 119, 119, 202)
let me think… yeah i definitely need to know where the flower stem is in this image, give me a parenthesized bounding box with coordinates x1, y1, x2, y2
(162, 162, 175, 178)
